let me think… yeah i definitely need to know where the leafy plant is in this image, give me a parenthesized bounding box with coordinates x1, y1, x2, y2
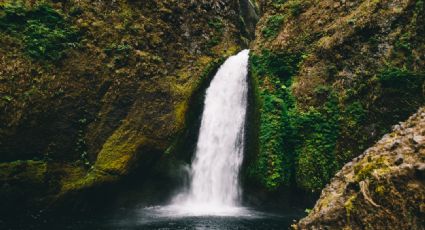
(0, 3, 80, 61)
(262, 14, 284, 39)
(288, 0, 304, 17)
(249, 50, 343, 192)
(251, 49, 301, 82)
(378, 66, 422, 89)
(293, 95, 340, 191)
(271, 0, 286, 9)
(205, 17, 224, 49)
(208, 17, 224, 33)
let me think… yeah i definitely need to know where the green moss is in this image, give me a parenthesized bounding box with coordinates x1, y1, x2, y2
(208, 17, 224, 33)
(378, 66, 423, 89)
(59, 167, 116, 194)
(206, 17, 224, 49)
(377, 66, 425, 121)
(251, 49, 301, 81)
(394, 33, 412, 53)
(249, 50, 342, 191)
(207, 37, 221, 48)
(262, 14, 285, 39)
(248, 50, 301, 189)
(287, 0, 305, 17)
(0, 160, 47, 183)
(294, 95, 340, 191)
(375, 185, 386, 196)
(0, 3, 80, 61)
(94, 126, 147, 175)
(354, 157, 388, 182)
(166, 57, 225, 157)
(343, 102, 366, 128)
(104, 43, 133, 67)
(345, 194, 358, 222)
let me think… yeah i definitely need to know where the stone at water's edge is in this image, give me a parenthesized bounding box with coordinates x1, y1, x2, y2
(296, 107, 425, 229)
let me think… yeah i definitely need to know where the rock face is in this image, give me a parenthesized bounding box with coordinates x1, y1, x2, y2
(0, 0, 257, 215)
(246, 0, 424, 193)
(296, 107, 425, 229)
(0, 0, 424, 224)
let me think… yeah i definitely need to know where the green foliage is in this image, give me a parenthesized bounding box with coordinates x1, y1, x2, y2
(378, 66, 423, 90)
(208, 17, 224, 33)
(273, 0, 286, 4)
(104, 43, 133, 67)
(75, 118, 90, 167)
(271, 0, 286, 9)
(0, 3, 79, 61)
(207, 37, 221, 48)
(250, 50, 342, 191)
(256, 80, 295, 188)
(394, 32, 412, 54)
(343, 101, 366, 128)
(416, 0, 424, 12)
(251, 49, 301, 82)
(249, 50, 299, 189)
(205, 17, 224, 49)
(376, 66, 424, 121)
(287, 0, 304, 17)
(249, 58, 424, 192)
(2, 95, 13, 102)
(262, 14, 284, 39)
(293, 95, 340, 191)
(354, 157, 388, 182)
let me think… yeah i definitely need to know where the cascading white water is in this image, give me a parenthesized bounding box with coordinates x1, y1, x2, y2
(162, 50, 250, 216)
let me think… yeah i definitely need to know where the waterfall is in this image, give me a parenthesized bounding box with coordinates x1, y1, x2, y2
(169, 49, 250, 216)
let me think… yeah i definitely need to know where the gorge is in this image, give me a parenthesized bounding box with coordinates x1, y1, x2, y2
(0, 0, 424, 229)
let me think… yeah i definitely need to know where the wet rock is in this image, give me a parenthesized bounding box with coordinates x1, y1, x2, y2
(413, 135, 424, 145)
(297, 107, 425, 229)
(394, 154, 404, 166)
(393, 124, 401, 131)
(346, 181, 360, 192)
(389, 140, 401, 150)
(415, 163, 425, 179)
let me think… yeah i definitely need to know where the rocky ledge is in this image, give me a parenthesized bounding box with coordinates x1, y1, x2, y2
(296, 107, 425, 229)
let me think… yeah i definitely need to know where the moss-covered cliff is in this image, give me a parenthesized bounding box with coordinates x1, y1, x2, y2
(0, 0, 257, 215)
(1, 0, 424, 227)
(246, 0, 424, 194)
(296, 107, 425, 229)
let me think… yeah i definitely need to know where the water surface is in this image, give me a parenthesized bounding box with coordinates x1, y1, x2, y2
(5, 204, 304, 230)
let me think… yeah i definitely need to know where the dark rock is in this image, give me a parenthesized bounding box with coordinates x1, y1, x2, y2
(415, 163, 425, 179)
(346, 181, 360, 192)
(394, 155, 404, 166)
(297, 108, 425, 229)
(389, 140, 401, 150)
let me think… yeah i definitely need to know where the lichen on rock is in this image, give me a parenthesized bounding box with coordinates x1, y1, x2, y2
(296, 107, 425, 229)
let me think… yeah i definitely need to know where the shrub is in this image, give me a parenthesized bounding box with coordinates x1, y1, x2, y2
(249, 50, 342, 191)
(208, 17, 224, 33)
(378, 66, 423, 89)
(288, 0, 304, 17)
(293, 95, 340, 191)
(262, 14, 284, 39)
(0, 3, 80, 61)
(250, 49, 301, 82)
(376, 66, 424, 121)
